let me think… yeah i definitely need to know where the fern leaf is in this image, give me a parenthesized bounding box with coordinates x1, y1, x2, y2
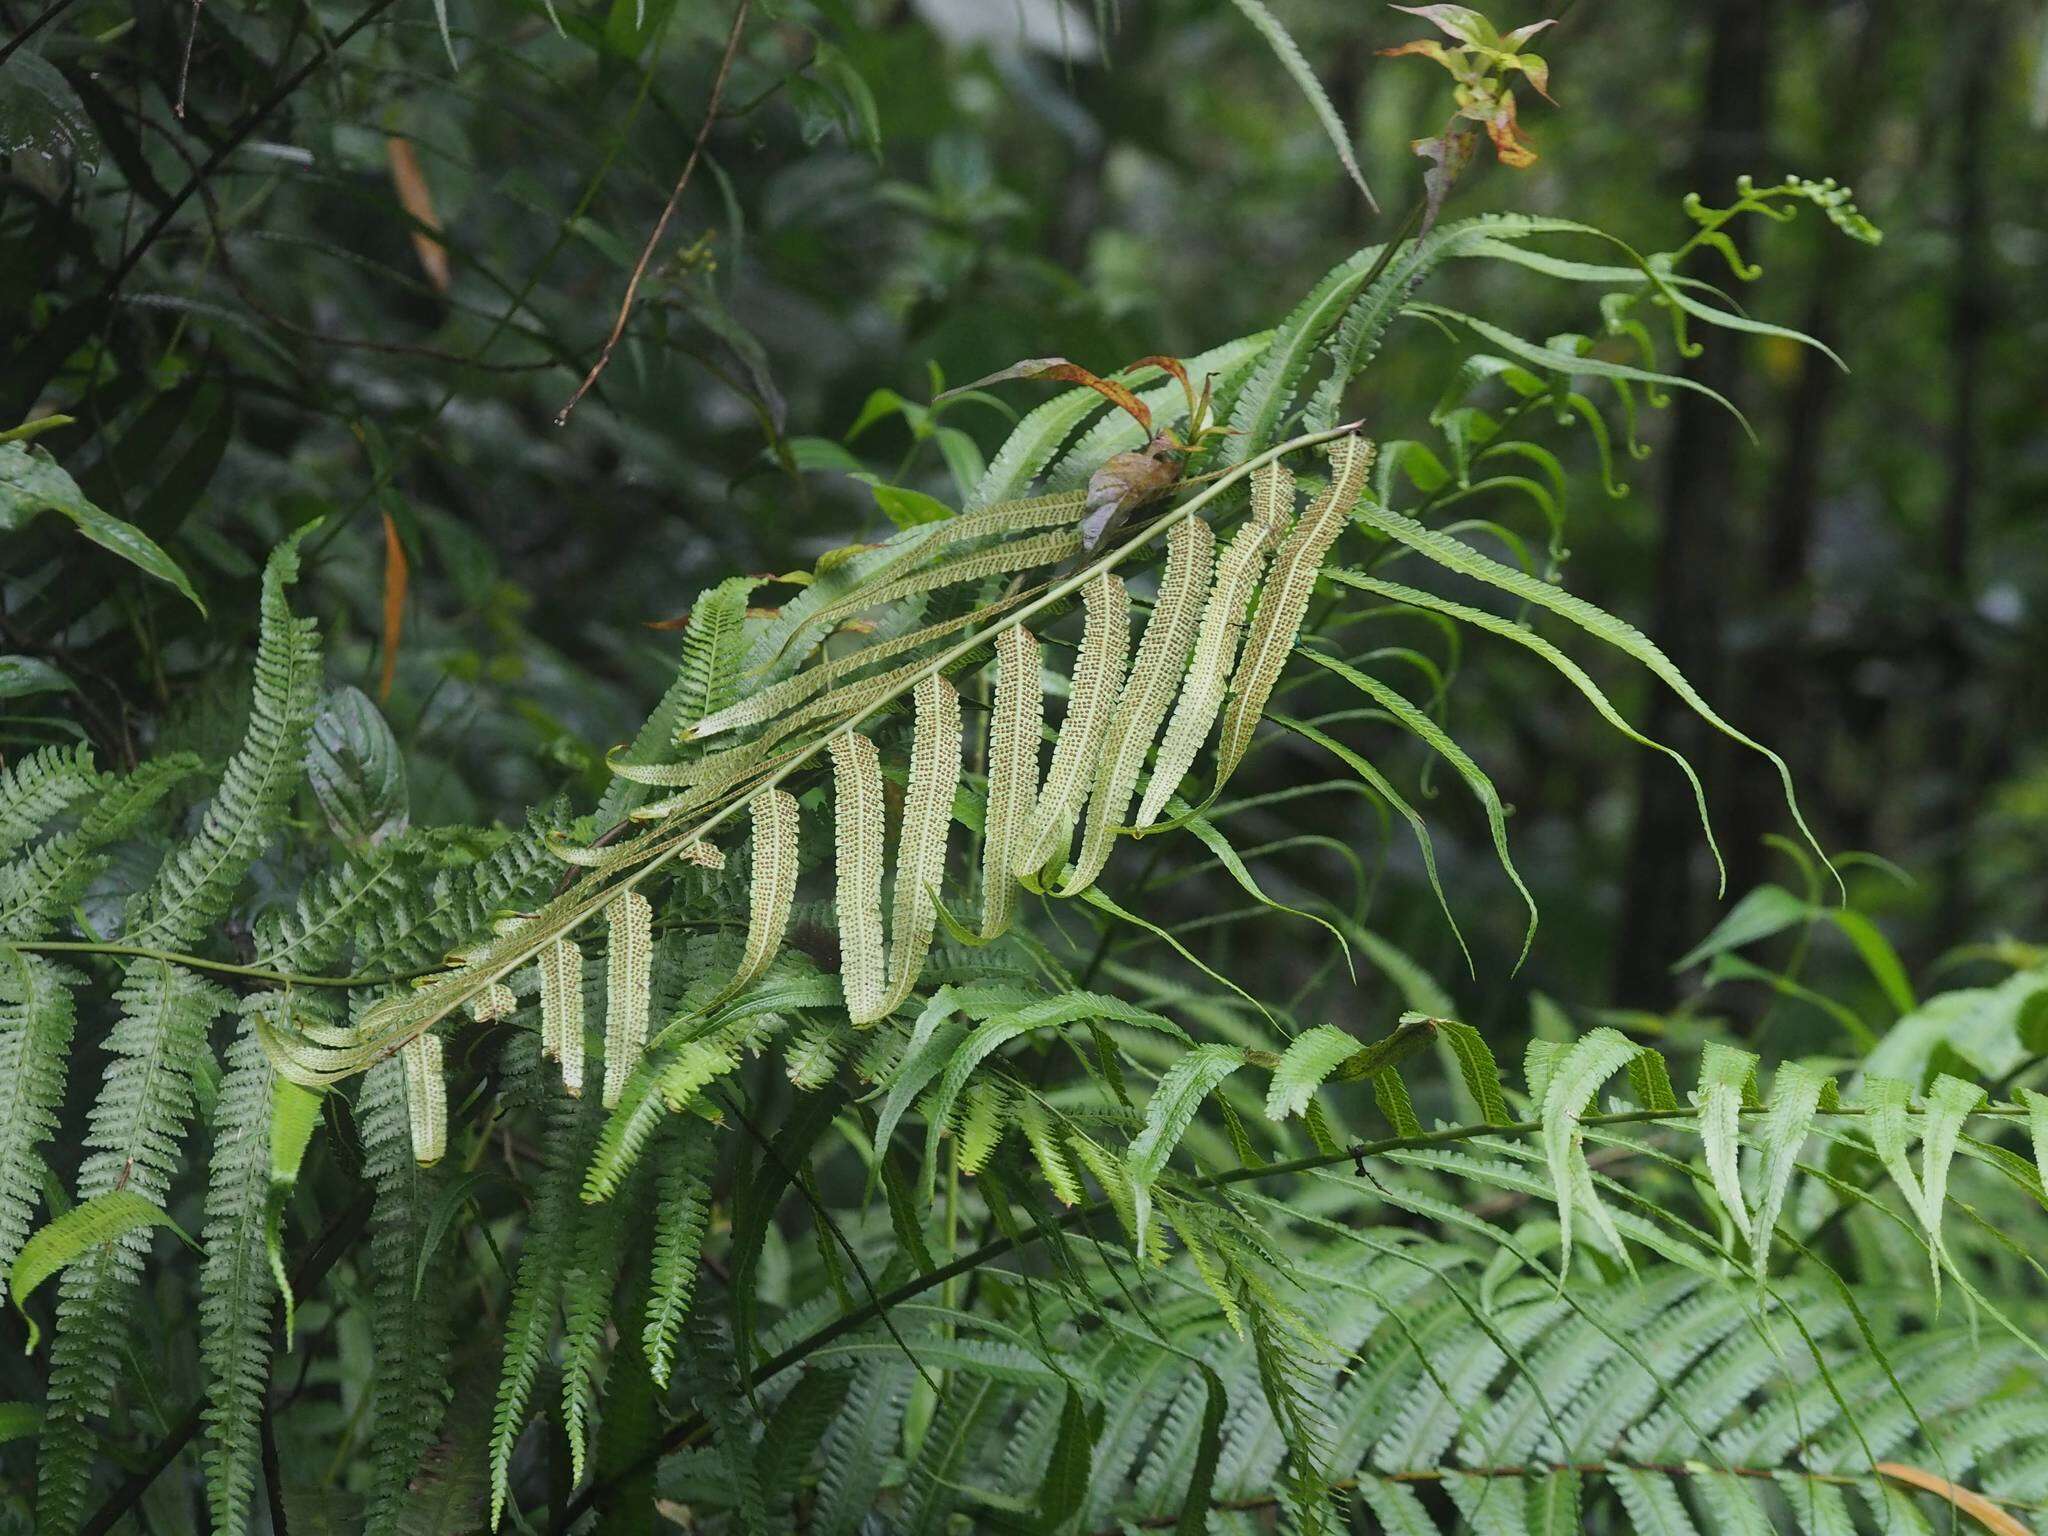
(1325, 567, 1724, 886)
(1750, 1061, 1828, 1277)
(830, 729, 888, 1022)
(1913, 1073, 1987, 1301)
(1019, 572, 1130, 878)
(1061, 515, 1211, 894)
(713, 788, 800, 1007)
(643, 1116, 715, 1383)
(197, 1023, 281, 1533)
(603, 573, 760, 816)
(2025, 1088, 2048, 1193)
(360, 1051, 455, 1536)
(128, 529, 322, 949)
(1539, 1027, 1643, 1279)
(1017, 1096, 1083, 1206)
(979, 625, 1043, 941)
(560, 1177, 633, 1484)
(1213, 436, 1374, 793)
(0, 951, 76, 1306)
(1696, 1042, 1759, 1245)
(875, 673, 962, 1020)
(1138, 464, 1292, 828)
(1129, 1044, 1247, 1251)
(488, 1092, 584, 1528)
(35, 960, 230, 1533)
(537, 936, 583, 1074)
(603, 890, 654, 1106)
(0, 742, 97, 859)
(1300, 647, 1540, 964)
(1350, 494, 1833, 885)
(1438, 1019, 1509, 1126)
(690, 594, 1013, 743)
(0, 754, 198, 939)
(1229, 0, 1374, 208)
(401, 1033, 448, 1165)
(1265, 1025, 1368, 1122)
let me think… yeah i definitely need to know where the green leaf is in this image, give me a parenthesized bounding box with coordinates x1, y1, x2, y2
(1672, 883, 1811, 971)
(861, 479, 955, 529)
(267, 1078, 323, 1343)
(1750, 1062, 1827, 1277)
(1697, 1041, 1760, 1245)
(1438, 1020, 1509, 1125)
(1175, 1363, 1227, 1536)
(0, 1400, 38, 1444)
(0, 442, 206, 614)
(1266, 1025, 1368, 1121)
(1539, 1027, 1640, 1275)
(307, 686, 410, 848)
(1128, 1044, 1247, 1252)
(1034, 1387, 1095, 1533)
(1230, 0, 1375, 210)
(12, 1190, 190, 1352)
(2024, 1088, 2048, 1196)
(0, 656, 74, 701)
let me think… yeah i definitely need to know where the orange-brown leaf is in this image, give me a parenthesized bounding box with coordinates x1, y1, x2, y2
(1875, 1464, 2034, 1536)
(386, 136, 451, 295)
(937, 357, 1152, 436)
(378, 511, 408, 702)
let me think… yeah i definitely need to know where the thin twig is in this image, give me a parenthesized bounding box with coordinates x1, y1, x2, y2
(175, 0, 205, 118)
(555, 0, 751, 425)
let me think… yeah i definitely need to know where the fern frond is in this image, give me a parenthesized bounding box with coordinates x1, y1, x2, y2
(1060, 514, 1212, 894)
(879, 672, 962, 1020)
(603, 890, 654, 1106)
(0, 742, 98, 859)
(360, 1050, 455, 1536)
(978, 625, 1043, 942)
(1213, 436, 1374, 793)
(0, 950, 78, 1304)
(197, 1023, 283, 1533)
(128, 529, 322, 949)
(35, 960, 230, 1533)
(1138, 460, 1295, 829)
(643, 1115, 715, 1383)
(830, 729, 888, 1023)
(0, 754, 198, 939)
(1019, 572, 1130, 878)
(603, 572, 760, 817)
(488, 1089, 585, 1528)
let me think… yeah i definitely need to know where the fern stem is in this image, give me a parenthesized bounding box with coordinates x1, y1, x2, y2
(9, 941, 437, 989)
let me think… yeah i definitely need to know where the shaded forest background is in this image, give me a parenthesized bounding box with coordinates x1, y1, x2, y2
(4, 0, 2045, 1036)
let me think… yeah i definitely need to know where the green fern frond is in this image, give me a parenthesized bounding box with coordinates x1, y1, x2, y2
(0, 742, 98, 860)
(35, 960, 231, 1533)
(0, 950, 77, 1304)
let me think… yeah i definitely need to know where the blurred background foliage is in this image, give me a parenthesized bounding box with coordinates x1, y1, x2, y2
(3, 0, 2045, 1042)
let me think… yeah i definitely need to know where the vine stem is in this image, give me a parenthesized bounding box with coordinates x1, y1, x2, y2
(541, 1094, 2030, 1527)
(372, 421, 1370, 1054)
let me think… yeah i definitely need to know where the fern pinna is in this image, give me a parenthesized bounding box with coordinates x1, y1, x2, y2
(4, 174, 2042, 1536)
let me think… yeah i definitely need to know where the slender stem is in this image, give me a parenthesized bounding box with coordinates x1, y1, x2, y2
(10, 940, 434, 989)
(555, 0, 751, 423)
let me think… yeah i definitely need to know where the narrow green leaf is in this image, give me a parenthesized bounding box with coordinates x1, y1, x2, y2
(12, 1190, 190, 1352)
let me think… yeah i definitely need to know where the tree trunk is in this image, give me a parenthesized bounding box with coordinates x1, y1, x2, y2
(1612, 0, 1771, 1007)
